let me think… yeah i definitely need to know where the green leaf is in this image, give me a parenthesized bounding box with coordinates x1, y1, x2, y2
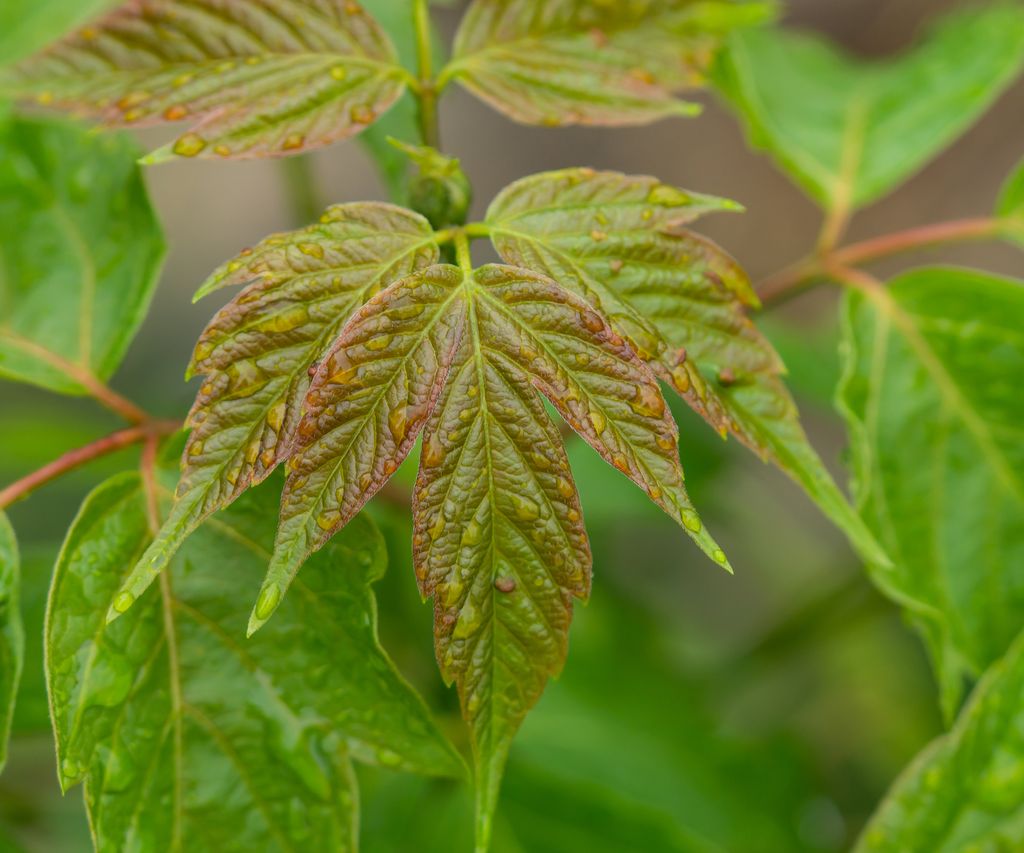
(838, 268, 1024, 717)
(0, 115, 165, 394)
(855, 628, 1024, 852)
(0, 0, 116, 67)
(998, 158, 1024, 247)
(442, 0, 772, 127)
(2, 0, 411, 162)
(0, 514, 22, 773)
(123, 204, 439, 613)
(48, 469, 462, 849)
(486, 168, 884, 564)
(714, 2, 1024, 211)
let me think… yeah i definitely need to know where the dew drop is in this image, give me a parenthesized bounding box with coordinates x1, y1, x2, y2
(359, 472, 372, 490)
(317, 510, 341, 531)
(112, 591, 134, 614)
(329, 364, 360, 386)
(365, 334, 392, 351)
(671, 364, 691, 393)
(173, 133, 207, 157)
(383, 459, 397, 476)
(510, 494, 539, 521)
(283, 133, 305, 151)
(519, 344, 538, 362)
(163, 105, 188, 121)
(453, 600, 481, 639)
(423, 433, 444, 468)
(330, 65, 347, 81)
(254, 304, 308, 333)
(556, 477, 573, 498)
(612, 453, 629, 473)
(189, 441, 204, 457)
(630, 384, 665, 418)
(429, 514, 446, 541)
(567, 509, 580, 523)
(461, 520, 482, 546)
(588, 411, 607, 435)
(388, 405, 408, 442)
(298, 242, 324, 259)
(494, 577, 516, 594)
(350, 105, 375, 124)
(267, 401, 286, 432)
(647, 184, 692, 207)
(681, 510, 702, 533)
(214, 144, 231, 157)
(255, 585, 281, 620)
(62, 758, 81, 778)
(713, 548, 727, 564)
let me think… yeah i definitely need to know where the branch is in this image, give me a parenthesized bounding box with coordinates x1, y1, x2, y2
(759, 217, 1009, 307)
(413, 0, 439, 149)
(0, 421, 180, 510)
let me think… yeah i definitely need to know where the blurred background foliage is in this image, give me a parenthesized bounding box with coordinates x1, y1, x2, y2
(1, 0, 1022, 850)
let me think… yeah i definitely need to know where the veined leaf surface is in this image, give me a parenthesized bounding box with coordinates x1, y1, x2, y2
(0, 514, 22, 773)
(3, 0, 410, 161)
(714, 2, 1024, 211)
(48, 469, 462, 850)
(124, 204, 439, 611)
(443, 0, 772, 127)
(856, 628, 1024, 852)
(412, 262, 730, 847)
(487, 168, 883, 563)
(0, 115, 164, 394)
(838, 268, 1024, 717)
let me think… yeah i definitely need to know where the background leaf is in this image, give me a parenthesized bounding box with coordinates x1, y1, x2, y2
(0, 115, 164, 394)
(0, 514, 22, 773)
(48, 466, 462, 849)
(0, 0, 116, 67)
(4, 0, 410, 161)
(444, 0, 771, 127)
(998, 157, 1024, 247)
(714, 2, 1024, 211)
(838, 267, 1024, 717)
(855, 628, 1024, 852)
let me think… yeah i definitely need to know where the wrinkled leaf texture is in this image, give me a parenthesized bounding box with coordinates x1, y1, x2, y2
(48, 462, 461, 850)
(2, 0, 411, 161)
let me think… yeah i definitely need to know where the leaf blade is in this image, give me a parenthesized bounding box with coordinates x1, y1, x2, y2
(0, 514, 21, 774)
(5, 0, 410, 161)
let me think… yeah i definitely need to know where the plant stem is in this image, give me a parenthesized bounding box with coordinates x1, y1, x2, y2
(280, 155, 322, 225)
(454, 230, 473, 273)
(413, 0, 439, 148)
(0, 420, 180, 510)
(759, 216, 1009, 307)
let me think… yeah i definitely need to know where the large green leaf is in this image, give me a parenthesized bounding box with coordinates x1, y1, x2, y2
(855, 628, 1024, 852)
(2, 0, 410, 162)
(838, 268, 1024, 717)
(486, 168, 885, 564)
(126, 204, 439, 612)
(714, 2, 1024, 211)
(998, 158, 1024, 247)
(49, 468, 462, 849)
(443, 0, 771, 127)
(0, 514, 21, 773)
(0, 0, 115, 66)
(0, 115, 164, 394)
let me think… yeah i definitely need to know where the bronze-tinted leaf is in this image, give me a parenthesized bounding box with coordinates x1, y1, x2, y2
(3, 0, 410, 160)
(116, 204, 438, 619)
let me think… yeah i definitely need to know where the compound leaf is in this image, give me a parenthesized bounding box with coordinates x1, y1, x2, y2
(249, 264, 469, 633)
(49, 468, 462, 849)
(443, 0, 772, 127)
(3, 0, 410, 162)
(121, 204, 438, 615)
(998, 158, 1024, 247)
(0, 114, 164, 394)
(714, 2, 1024, 211)
(487, 168, 884, 564)
(855, 628, 1024, 852)
(0, 514, 22, 773)
(838, 268, 1024, 717)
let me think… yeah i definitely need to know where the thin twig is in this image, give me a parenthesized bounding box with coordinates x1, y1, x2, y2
(0, 420, 180, 510)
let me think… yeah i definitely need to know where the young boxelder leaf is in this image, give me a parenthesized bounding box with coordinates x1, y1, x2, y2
(714, 2, 1024, 211)
(49, 470, 462, 849)
(250, 265, 469, 633)
(855, 628, 1024, 852)
(2, 0, 410, 161)
(486, 168, 885, 565)
(838, 268, 1024, 719)
(0, 115, 164, 395)
(442, 0, 772, 127)
(122, 204, 439, 617)
(0, 514, 22, 774)
(413, 263, 729, 848)
(998, 157, 1024, 247)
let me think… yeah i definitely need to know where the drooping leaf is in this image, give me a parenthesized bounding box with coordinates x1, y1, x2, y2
(855, 628, 1024, 852)
(714, 2, 1024, 211)
(0, 114, 164, 394)
(487, 168, 885, 564)
(412, 262, 731, 848)
(123, 204, 439, 613)
(998, 157, 1024, 247)
(442, 0, 772, 127)
(0, 0, 116, 66)
(2, 0, 411, 162)
(249, 264, 470, 634)
(838, 268, 1024, 717)
(0, 514, 22, 773)
(49, 468, 462, 849)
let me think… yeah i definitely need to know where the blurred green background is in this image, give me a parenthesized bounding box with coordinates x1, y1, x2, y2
(2, 0, 1022, 850)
